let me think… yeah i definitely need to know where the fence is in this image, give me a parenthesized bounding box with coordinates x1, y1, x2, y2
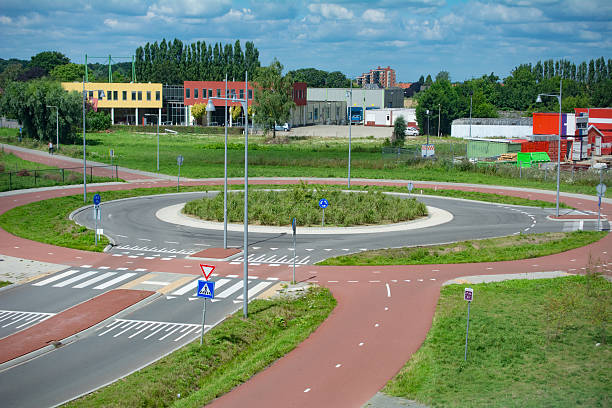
(0, 164, 119, 192)
(382, 141, 468, 162)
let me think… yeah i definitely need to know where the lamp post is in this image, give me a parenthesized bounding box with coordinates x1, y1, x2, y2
(46, 105, 59, 151)
(437, 103, 441, 137)
(536, 79, 562, 217)
(144, 113, 159, 171)
(469, 90, 473, 139)
(346, 82, 352, 188)
(82, 77, 105, 203)
(426, 109, 431, 147)
(206, 72, 250, 318)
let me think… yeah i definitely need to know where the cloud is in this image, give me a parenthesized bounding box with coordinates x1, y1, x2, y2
(148, 0, 231, 18)
(0, 16, 13, 24)
(466, 1, 545, 23)
(307, 3, 354, 20)
(362, 9, 385, 23)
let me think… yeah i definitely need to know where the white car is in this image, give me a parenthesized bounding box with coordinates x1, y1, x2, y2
(274, 123, 291, 131)
(404, 127, 419, 136)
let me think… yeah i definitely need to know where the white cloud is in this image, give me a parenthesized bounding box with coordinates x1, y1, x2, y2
(148, 0, 231, 18)
(104, 18, 119, 28)
(0, 16, 13, 24)
(362, 9, 385, 23)
(467, 1, 545, 23)
(307, 3, 354, 20)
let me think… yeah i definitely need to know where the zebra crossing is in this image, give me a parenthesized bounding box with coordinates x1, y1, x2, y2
(231, 253, 311, 266)
(96, 319, 203, 342)
(32, 269, 140, 291)
(0, 310, 54, 334)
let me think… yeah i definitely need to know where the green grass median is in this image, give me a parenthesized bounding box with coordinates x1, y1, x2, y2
(383, 274, 611, 407)
(64, 286, 336, 408)
(318, 231, 607, 266)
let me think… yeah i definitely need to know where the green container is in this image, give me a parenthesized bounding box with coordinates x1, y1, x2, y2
(517, 152, 551, 168)
(468, 140, 522, 159)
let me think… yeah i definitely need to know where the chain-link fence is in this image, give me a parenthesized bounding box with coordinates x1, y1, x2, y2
(0, 164, 119, 192)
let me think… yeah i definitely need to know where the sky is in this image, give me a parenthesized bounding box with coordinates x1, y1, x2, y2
(0, 0, 610, 82)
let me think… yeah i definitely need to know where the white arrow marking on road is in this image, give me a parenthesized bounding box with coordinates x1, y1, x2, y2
(166, 296, 176, 300)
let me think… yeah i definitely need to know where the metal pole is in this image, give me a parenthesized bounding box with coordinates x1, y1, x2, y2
(348, 82, 352, 188)
(464, 301, 471, 361)
(469, 93, 473, 139)
(200, 298, 206, 346)
(156, 114, 159, 171)
(555, 80, 562, 217)
(177, 163, 180, 192)
(243, 71, 249, 319)
(322, 208, 325, 226)
(438, 103, 441, 137)
(94, 206, 98, 246)
(292, 219, 296, 284)
(224, 74, 228, 249)
(82, 77, 87, 203)
(55, 107, 59, 150)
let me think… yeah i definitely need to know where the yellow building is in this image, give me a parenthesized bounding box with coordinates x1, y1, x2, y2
(61, 82, 163, 125)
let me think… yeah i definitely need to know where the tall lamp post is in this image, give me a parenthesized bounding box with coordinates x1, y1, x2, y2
(144, 113, 159, 171)
(206, 72, 250, 318)
(46, 105, 59, 151)
(536, 79, 562, 217)
(437, 103, 441, 137)
(346, 82, 352, 188)
(82, 78, 105, 203)
(426, 109, 431, 146)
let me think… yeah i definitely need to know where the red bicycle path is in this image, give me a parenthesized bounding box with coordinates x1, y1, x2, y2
(0, 148, 610, 407)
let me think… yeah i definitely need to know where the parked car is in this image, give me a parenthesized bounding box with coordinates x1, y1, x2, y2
(274, 122, 291, 131)
(404, 127, 419, 136)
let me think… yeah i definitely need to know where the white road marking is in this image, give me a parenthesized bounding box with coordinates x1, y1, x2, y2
(116, 234, 127, 238)
(358, 342, 364, 346)
(374, 323, 379, 327)
(236, 282, 273, 300)
(73, 272, 117, 288)
(165, 241, 179, 244)
(93, 273, 137, 289)
(386, 283, 391, 298)
(142, 281, 170, 286)
(369, 280, 380, 283)
(215, 281, 244, 299)
(304, 388, 311, 393)
(33, 270, 80, 286)
(335, 364, 342, 368)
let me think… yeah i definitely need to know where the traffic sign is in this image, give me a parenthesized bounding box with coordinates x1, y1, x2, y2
(199, 264, 215, 280)
(292, 217, 296, 235)
(319, 198, 329, 209)
(93, 194, 101, 205)
(464, 287, 474, 302)
(197, 280, 215, 299)
(177, 155, 184, 166)
(596, 183, 606, 196)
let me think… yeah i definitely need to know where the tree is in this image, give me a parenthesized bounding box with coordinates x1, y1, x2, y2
(253, 60, 296, 138)
(231, 105, 242, 122)
(0, 63, 24, 88)
(191, 103, 207, 125)
(416, 78, 460, 135)
(50, 63, 85, 82)
(500, 65, 537, 110)
(435, 71, 450, 82)
(29, 51, 70, 74)
(392, 116, 406, 146)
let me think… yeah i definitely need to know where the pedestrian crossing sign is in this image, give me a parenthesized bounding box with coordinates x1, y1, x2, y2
(197, 280, 215, 299)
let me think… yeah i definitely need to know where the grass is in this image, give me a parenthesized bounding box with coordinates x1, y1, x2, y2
(0, 150, 118, 192)
(0, 281, 11, 288)
(64, 286, 336, 408)
(318, 231, 607, 265)
(383, 274, 611, 407)
(0, 183, 588, 254)
(1, 128, 609, 197)
(183, 183, 427, 226)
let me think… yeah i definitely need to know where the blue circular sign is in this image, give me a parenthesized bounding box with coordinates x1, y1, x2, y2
(318, 198, 329, 209)
(93, 194, 101, 205)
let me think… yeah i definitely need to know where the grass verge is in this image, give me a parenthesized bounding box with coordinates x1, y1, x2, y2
(0, 151, 118, 192)
(0, 184, 587, 253)
(0, 281, 11, 288)
(318, 231, 607, 265)
(64, 286, 336, 408)
(383, 274, 611, 407)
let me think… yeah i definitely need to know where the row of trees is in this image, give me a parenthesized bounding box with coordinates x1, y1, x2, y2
(286, 68, 351, 88)
(414, 57, 612, 135)
(134, 39, 260, 84)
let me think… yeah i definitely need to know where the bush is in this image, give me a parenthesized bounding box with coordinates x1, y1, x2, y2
(86, 110, 112, 131)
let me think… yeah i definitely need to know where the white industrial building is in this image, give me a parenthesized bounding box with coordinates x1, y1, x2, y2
(307, 88, 404, 109)
(365, 108, 416, 127)
(451, 118, 533, 139)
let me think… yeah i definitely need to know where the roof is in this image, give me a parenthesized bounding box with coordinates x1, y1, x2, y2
(453, 117, 532, 126)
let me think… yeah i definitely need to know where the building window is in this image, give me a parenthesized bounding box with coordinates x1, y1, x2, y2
(194, 88, 199, 99)
(138, 91, 142, 101)
(113, 91, 118, 100)
(216, 89, 221, 97)
(248, 89, 253, 99)
(132, 91, 136, 100)
(208, 89, 213, 98)
(123, 91, 127, 100)
(240, 89, 244, 99)
(147, 91, 151, 101)
(155, 91, 160, 101)
(314, 108, 318, 120)
(186, 88, 190, 99)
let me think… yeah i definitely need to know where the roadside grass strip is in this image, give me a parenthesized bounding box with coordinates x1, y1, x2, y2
(0, 151, 118, 192)
(318, 231, 607, 266)
(64, 287, 335, 408)
(383, 274, 611, 407)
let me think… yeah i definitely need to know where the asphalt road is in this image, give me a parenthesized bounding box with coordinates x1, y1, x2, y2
(73, 191, 597, 264)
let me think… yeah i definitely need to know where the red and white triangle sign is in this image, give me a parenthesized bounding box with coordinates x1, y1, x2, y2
(200, 264, 215, 280)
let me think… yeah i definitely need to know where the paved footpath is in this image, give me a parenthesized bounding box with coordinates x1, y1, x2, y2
(0, 145, 610, 407)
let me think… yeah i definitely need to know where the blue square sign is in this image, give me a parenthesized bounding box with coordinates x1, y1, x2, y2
(197, 280, 215, 299)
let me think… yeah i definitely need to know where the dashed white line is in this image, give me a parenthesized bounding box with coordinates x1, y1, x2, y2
(369, 280, 380, 283)
(335, 364, 342, 368)
(385, 283, 391, 298)
(304, 388, 311, 393)
(138, 238, 151, 242)
(374, 323, 380, 328)
(358, 342, 364, 346)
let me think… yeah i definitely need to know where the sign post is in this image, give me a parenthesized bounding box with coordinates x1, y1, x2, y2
(464, 287, 473, 361)
(93, 194, 101, 245)
(319, 198, 329, 226)
(109, 149, 114, 166)
(177, 155, 184, 193)
(596, 183, 606, 231)
(197, 263, 216, 345)
(292, 217, 297, 284)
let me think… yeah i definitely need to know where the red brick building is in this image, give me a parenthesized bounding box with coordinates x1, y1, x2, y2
(356, 66, 396, 88)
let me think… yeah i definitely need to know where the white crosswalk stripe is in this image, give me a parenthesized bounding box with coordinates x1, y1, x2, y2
(215, 281, 244, 299)
(73, 272, 117, 288)
(32, 270, 80, 286)
(0, 310, 55, 329)
(52, 271, 98, 287)
(236, 282, 272, 300)
(97, 319, 203, 342)
(31, 269, 138, 291)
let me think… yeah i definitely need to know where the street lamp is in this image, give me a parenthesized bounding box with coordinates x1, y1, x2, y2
(536, 79, 562, 217)
(144, 113, 160, 171)
(437, 103, 441, 137)
(46, 105, 59, 151)
(82, 78, 105, 203)
(346, 81, 352, 188)
(205, 72, 250, 318)
(468, 90, 473, 139)
(426, 109, 431, 147)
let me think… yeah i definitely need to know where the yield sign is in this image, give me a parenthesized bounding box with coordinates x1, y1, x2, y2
(200, 264, 216, 280)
